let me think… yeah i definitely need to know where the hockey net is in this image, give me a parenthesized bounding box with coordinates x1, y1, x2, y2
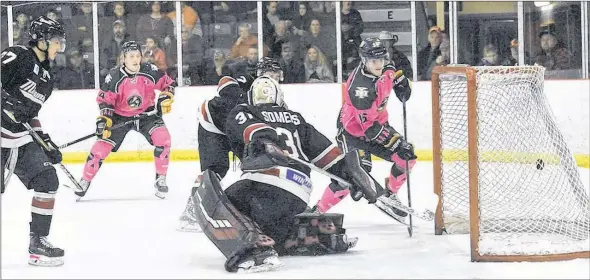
(431, 65, 590, 262)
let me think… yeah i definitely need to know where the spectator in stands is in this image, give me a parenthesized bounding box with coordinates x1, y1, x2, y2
(142, 36, 167, 70)
(168, 2, 202, 38)
(136, 1, 174, 48)
(479, 44, 502, 66)
(201, 49, 231, 85)
(12, 23, 28, 46)
(304, 45, 334, 83)
(341, 1, 363, 44)
(341, 22, 361, 73)
(425, 31, 450, 80)
(230, 45, 259, 77)
(229, 23, 258, 59)
(279, 42, 305, 83)
(71, 3, 94, 54)
(265, 1, 280, 27)
(535, 29, 575, 70)
(268, 20, 300, 59)
(301, 19, 336, 63)
(292, 3, 314, 35)
(55, 49, 95, 90)
(100, 2, 137, 40)
(14, 13, 30, 34)
(418, 26, 443, 80)
(100, 20, 131, 77)
(380, 31, 413, 79)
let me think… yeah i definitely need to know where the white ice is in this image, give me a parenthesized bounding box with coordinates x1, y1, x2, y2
(2, 161, 589, 279)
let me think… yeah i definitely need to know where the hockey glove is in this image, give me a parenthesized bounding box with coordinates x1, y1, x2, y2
(156, 90, 174, 116)
(2, 92, 39, 123)
(36, 132, 62, 164)
(365, 122, 403, 152)
(393, 70, 412, 102)
(397, 140, 417, 161)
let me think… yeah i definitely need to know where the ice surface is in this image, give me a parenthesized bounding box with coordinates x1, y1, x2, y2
(2, 161, 589, 279)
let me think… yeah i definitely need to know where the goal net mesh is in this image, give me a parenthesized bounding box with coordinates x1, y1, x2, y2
(436, 66, 589, 256)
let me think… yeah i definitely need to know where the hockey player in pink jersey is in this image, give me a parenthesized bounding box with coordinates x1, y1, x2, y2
(314, 37, 417, 222)
(75, 41, 175, 200)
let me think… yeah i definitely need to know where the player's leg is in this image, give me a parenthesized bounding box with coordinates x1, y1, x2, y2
(76, 116, 131, 200)
(12, 142, 64, 266)
(178, 124, 231, 231)
(192, 171, 282, 273)
(138, 114, 171, 198)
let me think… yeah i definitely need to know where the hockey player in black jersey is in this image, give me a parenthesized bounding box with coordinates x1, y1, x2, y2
(177, 57, 283, 232)
(1, 16, 67, 266)
(191, 75, 385, 273)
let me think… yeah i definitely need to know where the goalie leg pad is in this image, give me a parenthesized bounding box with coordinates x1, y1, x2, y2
(192, 170, 276, 272)
(283, 213, 357, 256)
(343, 150, 384, 203)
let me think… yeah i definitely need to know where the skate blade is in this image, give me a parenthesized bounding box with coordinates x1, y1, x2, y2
(375, 201, 414, 227)
(237, 257, 283, 274)
(155, 191, 167, 199)
(28, 254, 64, 267)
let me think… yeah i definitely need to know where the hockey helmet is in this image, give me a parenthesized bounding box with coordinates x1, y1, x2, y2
(122, 41, 141, 55)
(358, 37, 389, 63)
(256, 57, 283, 82)
(29, 16, 66, 52)
(248, 76, 284, 107)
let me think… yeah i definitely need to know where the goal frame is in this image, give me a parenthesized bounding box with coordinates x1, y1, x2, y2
(430, 65, 590, 262)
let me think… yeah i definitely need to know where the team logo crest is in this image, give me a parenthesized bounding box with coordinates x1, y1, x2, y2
(127, 95, 142, 108)
(355, 87, 368, 99)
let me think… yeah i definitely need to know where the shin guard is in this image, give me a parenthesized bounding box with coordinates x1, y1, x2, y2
(82, 141, 113, 182)
(387, 154, 416, 194)
(151, 126, 171, 176)
(315, 181, 350, 214)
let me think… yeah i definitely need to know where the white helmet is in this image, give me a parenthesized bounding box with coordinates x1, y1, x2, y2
(247, 76, 285, 107)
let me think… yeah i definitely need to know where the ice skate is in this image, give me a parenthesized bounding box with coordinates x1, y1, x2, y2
(28, 233, 64, 267)
(177, 197, 202, 232)
(376, 190, 409, 225)
(154, 175, 168, 199)
(236, 248, 283, 273)
(74, 179, 91, 201)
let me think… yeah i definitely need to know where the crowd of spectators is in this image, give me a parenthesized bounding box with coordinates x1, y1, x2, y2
(0, 1, 584, 90)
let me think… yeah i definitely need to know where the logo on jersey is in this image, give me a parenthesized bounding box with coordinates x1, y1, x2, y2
(127, 95, 142, 108)
(19, 79, 45, 105)
(236, 76, 247, 83)
(355, 87, 369, 99)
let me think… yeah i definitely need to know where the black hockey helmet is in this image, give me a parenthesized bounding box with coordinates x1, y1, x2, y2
(29, 16, 66, 52)
(256, 57, 283, 81)
(122, 41, 141, 55)
(358, 37, 389, 62)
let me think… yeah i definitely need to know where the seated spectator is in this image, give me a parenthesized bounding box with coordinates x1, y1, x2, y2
(229, 23, 258, 59)
(14, 13, 30, 33)
(201, 49, 231, 85)
(341, 23, 361, 72)
(167, 28, 205, 85)
(535, 29, 576, 70)
(100, 20, 131, 77)
(418, 26, 443, 80)
(380, 31, 413, 78)
(292, 3, 314, 35)
(479, 44, 502, 66)
(71, 3, 94, 54)
(268, 20, 301, 59)
(168, 2, 202, 37)
(279, 42, 305, 84)
(341, 1, 363, 42)
(100, 2, 137, 39)
(425, 32, 450, 79)
(304, 46, 334, 83)
(12, 23, 28, 46)
(229, 45, 259, 77)
(142, 36, 167, 70)
(55, 49, 95, 90)
(301, 19, 336, 63)
(265, 1, 280, 27)
(136, 1, 174, 47)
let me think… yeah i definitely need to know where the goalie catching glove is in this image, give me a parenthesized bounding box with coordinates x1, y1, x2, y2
(156, 90, 174, 116)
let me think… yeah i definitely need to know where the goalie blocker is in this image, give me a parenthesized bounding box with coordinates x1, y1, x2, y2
(192, 170, 357, 273)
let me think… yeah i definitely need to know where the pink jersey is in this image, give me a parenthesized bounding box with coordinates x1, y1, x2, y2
(339, 64, 396, 137)
(98, 63, 175, 117)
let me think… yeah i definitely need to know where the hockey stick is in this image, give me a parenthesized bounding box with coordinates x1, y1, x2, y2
(21, 122, 84, 192)
(401, 96, 414, 237)
(57, 110, 159, 150)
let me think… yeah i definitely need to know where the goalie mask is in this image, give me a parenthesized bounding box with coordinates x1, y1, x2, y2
(247, 76, 284, 107)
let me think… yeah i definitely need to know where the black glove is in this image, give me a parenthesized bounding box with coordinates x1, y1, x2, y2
(393, 71, 412, 102)
(2, 93, 39, 123)
(397, 140, 417, 161)
(365, 122, 403, 152)
(37, 132, 62, 164)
